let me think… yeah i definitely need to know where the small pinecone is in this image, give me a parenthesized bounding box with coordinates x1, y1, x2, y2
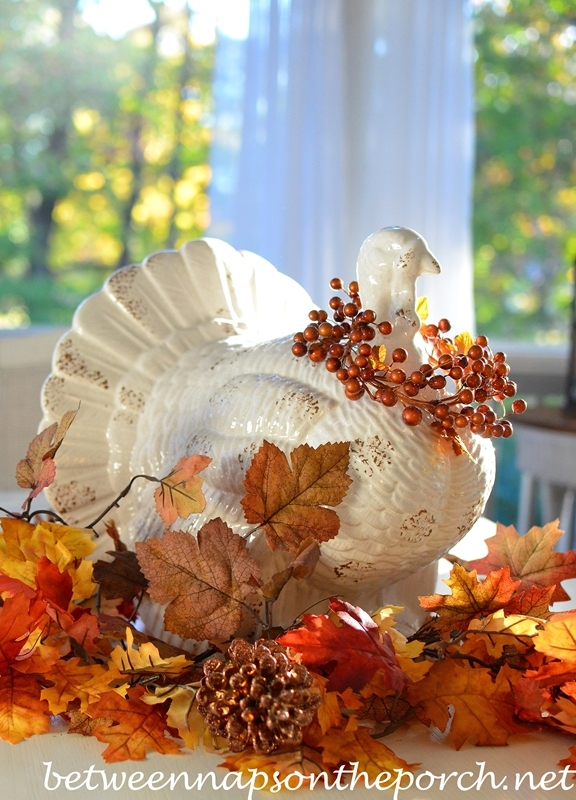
(196, 638, 321, 754)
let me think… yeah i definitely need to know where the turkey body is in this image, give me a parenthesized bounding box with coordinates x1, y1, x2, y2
(41, 231, 495, 635)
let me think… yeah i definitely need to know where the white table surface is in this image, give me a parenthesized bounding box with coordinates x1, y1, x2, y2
(1, 513, 575, 800)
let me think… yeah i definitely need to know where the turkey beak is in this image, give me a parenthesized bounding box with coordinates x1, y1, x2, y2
(420, 251, 441, 275)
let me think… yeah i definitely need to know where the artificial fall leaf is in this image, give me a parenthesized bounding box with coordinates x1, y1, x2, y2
(419, 564, 519, 632)
(154, 454, 211, 526)
(85, 685, 181, 762)
(467, 520, 576, 603)
(279, 599, 405, 693)
(466, 609, 541, 657)
(220, 746, 324, 784)
(454, 331, 474, 355)
(41, 658, 122, 714)
(36, 557, 73, 612)
(15, 409, 77, 502)
(559, 745, 576, 773)
(136, 520, 261, 643)
(369, 345, 387, 371)
(313, 674, 363, 735)
(67, 709, 113, 737)
(143, 685, 208, 750)
(68, 560, 97, 602)
(260, 538, 320, 601)
(371, 605, 404, 633)
(0, 591, 35, 672)
(93, 551, 148, 602)
(58, 610, 100, 657)
(504, 585, 555, 618)
(12, 637, 65, 674)
(416, 296, 429, 322)
(533, 611, 576, 661)
(110, 627, 193, 680)
(406, 660, 523, 749)
(0, 671, 50, 743)
(318, 727, 416, 784)
(525, 660, 576, 689)
(357, 694, 413, 728)
(240, 440, 351, 552)
(104, 520, 127, 552)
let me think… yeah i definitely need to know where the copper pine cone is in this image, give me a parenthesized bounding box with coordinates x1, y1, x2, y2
(196, 639, 321, 754)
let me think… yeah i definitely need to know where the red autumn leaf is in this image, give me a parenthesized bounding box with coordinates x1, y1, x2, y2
(467, 520, 576, 603)
(15, 409, 77, 504)
(58, 609, 101, 656)
(279, 598, 405, 693)
(36, 556, 73, 612)
(85, 685, 181, 762)
(240, 440, 352, 552)
(136, 520, 261, 643)
(0, 592, 35, 673)
(419, 564, 519, 631)
(154, 454, 211, 526)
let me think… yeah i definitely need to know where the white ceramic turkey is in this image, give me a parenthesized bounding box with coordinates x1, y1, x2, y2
(41, 227, 495, 640)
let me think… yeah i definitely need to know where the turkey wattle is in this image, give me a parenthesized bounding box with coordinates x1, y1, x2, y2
(41, 227, 495, 637)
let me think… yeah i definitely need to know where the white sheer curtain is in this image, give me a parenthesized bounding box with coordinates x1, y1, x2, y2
(209, 0, 475, 333)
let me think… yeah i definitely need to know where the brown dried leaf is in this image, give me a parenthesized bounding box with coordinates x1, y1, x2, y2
(136, 520, 261, 643)
(67, 709, 114, 736)
(260, 538, 320, 601)
(15, 409, 77, 501)
(104, 520, 127, 552)
(93, 551, 148, 602)
(154, 455, 211, 526)
(241, 440, 351, 552)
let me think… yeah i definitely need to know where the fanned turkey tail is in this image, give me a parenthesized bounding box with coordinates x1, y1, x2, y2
(41, 238, 314, 528)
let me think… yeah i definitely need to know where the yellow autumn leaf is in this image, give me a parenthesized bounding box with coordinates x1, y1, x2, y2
(69, 560, 97, 602)
(372, 605, 404, 633)
(23, 521, 95, 569)
(144, 685, 208, 750)
(110, 628, 193, 679)
(416, 296, 429, 321)
(41, 658, 122, 714)
(369, 345, 388, 371)
(454, 331, 474, 355)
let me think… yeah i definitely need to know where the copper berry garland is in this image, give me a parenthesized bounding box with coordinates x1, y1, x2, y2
(291, 277, 527, 447)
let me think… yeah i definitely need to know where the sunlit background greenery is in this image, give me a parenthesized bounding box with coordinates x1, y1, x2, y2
(0, 0, 575, 341)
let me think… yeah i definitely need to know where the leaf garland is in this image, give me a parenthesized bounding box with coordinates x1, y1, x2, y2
(6, 418, 576, 785)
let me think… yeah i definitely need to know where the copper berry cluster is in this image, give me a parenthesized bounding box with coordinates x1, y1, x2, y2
(196, 639, 321, 754)
(291, 278, 527, 444)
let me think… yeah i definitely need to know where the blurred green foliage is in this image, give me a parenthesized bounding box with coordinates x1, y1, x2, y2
(0, 0, 213, 325)
(474, 0, 576, 343)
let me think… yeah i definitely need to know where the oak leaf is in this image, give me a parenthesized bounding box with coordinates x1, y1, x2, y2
(318, 727, 416, 783)
(15, 409, 77, 503)
(154, 454, 211, 526)
(467, 520, 576, 603)
(407, 660, 523, 748)
(419, 564, 519, 632)
(110, 628, 193, 680)
(41, 658, 122, 714)
(0, 671, 50, 743)
(279, 599, 405, 693)
(240, 440, 351, 552)
(136, 520, 261, 643)
(93, 551, 148, 602)
(85, 685, 181, 762)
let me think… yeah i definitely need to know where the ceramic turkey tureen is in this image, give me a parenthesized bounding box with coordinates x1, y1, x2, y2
(41, 227, 495, 636)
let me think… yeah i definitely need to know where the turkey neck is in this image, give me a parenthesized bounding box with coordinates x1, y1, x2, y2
(356, 260, 426, 371)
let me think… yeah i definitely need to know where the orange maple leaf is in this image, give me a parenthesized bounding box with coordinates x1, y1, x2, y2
(419, 564, 519, 631)
(0, 671, 50, 743)
(467, 521, 576, 603)
(317, 727, 417, 784)
(85, 685, 181, 762)
(154, 454, 211, 526)
(41, 658, 122, 715)
(534, 611, 576, 662)
(136, 520, 261, 643)
(241, 440, 351, 552)
(279, 599, 405, 693)
(504, 585, 555, 618)
(407, 660, 523, 748)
